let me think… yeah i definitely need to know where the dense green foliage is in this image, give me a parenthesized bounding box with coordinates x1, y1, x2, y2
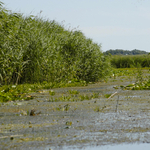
(110, 55, 150, 68)
(104, 49, 148, 55)
(0, 2, 111, 86)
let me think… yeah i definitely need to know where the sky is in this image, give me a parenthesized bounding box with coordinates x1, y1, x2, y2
(1, 0, 150, 52)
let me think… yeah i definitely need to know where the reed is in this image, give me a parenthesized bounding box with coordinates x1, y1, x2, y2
(0, 2, 111, 86)
(110, 54, 150, 68)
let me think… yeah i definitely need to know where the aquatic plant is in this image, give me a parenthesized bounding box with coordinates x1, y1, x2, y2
(110, 54, 150, 68)
(104, 94, 111, 98)
(68, 90, 79, 95)
(49, 90, 55, 96)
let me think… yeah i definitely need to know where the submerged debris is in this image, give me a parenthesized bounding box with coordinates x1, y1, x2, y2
(30, 109, 41, 116)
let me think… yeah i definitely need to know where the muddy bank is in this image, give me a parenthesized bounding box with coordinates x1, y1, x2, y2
(1, 76, 150, 150)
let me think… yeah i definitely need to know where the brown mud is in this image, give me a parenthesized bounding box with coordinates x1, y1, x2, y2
(1, 74, 150, 150)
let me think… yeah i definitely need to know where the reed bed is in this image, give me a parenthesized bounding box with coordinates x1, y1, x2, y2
(0, 2, 111, 86)
(110, 55, 150, 68)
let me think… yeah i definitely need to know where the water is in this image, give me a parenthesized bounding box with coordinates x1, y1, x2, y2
(1, 77, 150, 150)
(61, 143, 150, 150)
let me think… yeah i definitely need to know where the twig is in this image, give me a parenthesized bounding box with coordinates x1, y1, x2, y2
(115, 95, 119, 113)
(0, 134, 23, 139)
(108, 91, 117, 100)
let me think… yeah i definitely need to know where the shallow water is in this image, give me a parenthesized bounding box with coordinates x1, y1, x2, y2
(1, 74, 150, 149)
(62, 143, 150, 150)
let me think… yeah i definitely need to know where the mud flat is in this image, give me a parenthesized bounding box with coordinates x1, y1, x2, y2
(1, 76, 150, 150)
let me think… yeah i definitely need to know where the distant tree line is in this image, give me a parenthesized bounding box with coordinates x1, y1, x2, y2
(104, 49, 148, 55)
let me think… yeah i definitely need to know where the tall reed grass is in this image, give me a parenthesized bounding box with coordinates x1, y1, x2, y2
(110, 55, 150, 68)
(0, 2, 111, 85)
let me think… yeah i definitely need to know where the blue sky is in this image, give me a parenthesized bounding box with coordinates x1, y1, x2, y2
(2, 0, 150, 52)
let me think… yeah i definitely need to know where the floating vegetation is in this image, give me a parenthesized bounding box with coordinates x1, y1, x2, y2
(104, 94, 112, 98)
(66, 121, 72, 126)
(0, 84, 34, 102)
(48, 92, 100, 102)
(0, 81, 90, 102)
(93, 106, 101, 112)
(49, 90, 55, 96)
(125, 81, 150, 90)
(68, 90, 79, 95)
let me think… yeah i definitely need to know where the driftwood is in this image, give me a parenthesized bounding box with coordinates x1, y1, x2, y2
(107, 91, 119, 112)
(107, 91, 118, 99)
